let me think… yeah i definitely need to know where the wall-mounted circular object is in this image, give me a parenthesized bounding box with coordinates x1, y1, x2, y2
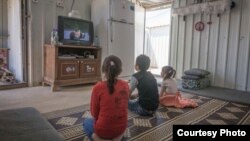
(195, 21, 205, 31)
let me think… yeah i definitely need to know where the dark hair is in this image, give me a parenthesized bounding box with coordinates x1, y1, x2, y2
(102, 55, 122, 94)
(162, 66, 176, 80)
(136, 55, 150, 71)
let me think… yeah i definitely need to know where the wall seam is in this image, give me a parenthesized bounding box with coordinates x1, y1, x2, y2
(205, 14, 211, 70)
(234, 0, 243, 89)
(213, 16, 220, 84)
(223, 10, 231, 87)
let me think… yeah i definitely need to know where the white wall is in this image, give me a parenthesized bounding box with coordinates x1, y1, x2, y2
(145, 25, 170, 68)
(134, 4, 145, 60)
(28, 0, 91, 86)
(170, 0, 250, 91)
(145, 8, 171, 70)
(91, 0, 109, 62)
(8, 0, 23, 82)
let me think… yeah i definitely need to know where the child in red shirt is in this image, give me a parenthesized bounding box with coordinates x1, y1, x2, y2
(83, 55, 129, 140)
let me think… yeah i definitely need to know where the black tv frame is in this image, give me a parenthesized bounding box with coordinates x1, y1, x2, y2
(58, 16, 94, 46)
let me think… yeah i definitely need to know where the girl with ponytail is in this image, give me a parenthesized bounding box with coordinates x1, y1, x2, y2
(101, 55, 122, 94)
(83, 55, 129, 141)
(159, 66, 198, 108)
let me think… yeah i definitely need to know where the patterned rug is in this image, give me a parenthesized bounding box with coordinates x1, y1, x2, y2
(43, 93, 250, 141)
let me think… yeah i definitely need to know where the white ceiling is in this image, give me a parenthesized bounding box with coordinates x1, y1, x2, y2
(137, 0, 172, 8)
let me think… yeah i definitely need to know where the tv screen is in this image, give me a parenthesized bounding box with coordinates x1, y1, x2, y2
(58, 16, 94, 46)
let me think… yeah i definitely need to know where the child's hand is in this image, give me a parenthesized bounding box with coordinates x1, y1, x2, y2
(130, 93, 138, 99)
(176, 92, 181, 97)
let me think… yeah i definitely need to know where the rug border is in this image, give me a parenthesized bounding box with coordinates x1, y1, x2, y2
(43, 104, 90, 119)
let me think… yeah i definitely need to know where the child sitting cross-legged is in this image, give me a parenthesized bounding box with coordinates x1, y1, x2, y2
(159, 66, 198, 108)
(128, 55, 159, 116)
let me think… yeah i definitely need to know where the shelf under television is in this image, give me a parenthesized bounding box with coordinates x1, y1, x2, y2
(56, 44, 100, 49)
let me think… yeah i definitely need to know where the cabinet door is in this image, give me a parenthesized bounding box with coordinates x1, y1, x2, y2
(79, 60, 100, 78)
(58, 60, 79, 80)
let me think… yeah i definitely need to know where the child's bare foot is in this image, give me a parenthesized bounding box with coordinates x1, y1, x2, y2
(192, 102, 198, 108)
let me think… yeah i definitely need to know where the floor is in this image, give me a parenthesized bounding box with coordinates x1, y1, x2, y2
(0, 85, 93, 113)
(179, 86, 250, 105)
(149, 67, 161, 76)
(1, 81, 250, 114)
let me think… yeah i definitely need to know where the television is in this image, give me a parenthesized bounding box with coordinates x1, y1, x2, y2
(58, 16, 94, 46)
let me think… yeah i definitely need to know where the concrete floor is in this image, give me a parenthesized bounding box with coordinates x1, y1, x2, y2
(0, 85, 93, 113)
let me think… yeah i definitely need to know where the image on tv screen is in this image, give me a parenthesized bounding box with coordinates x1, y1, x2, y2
(63, 19, 90, 41)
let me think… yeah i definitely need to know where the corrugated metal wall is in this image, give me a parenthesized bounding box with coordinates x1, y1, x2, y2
(170, 0, 250, 91)
(28, 0, 91, 86)
(145, 25, 170, 68)
(0, 0, 8, 48)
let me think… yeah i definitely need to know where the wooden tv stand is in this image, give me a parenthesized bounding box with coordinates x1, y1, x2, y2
(43, 44, 102, 91)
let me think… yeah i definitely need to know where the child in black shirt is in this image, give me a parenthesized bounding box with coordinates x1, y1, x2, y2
(129, 55, 159, 116)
